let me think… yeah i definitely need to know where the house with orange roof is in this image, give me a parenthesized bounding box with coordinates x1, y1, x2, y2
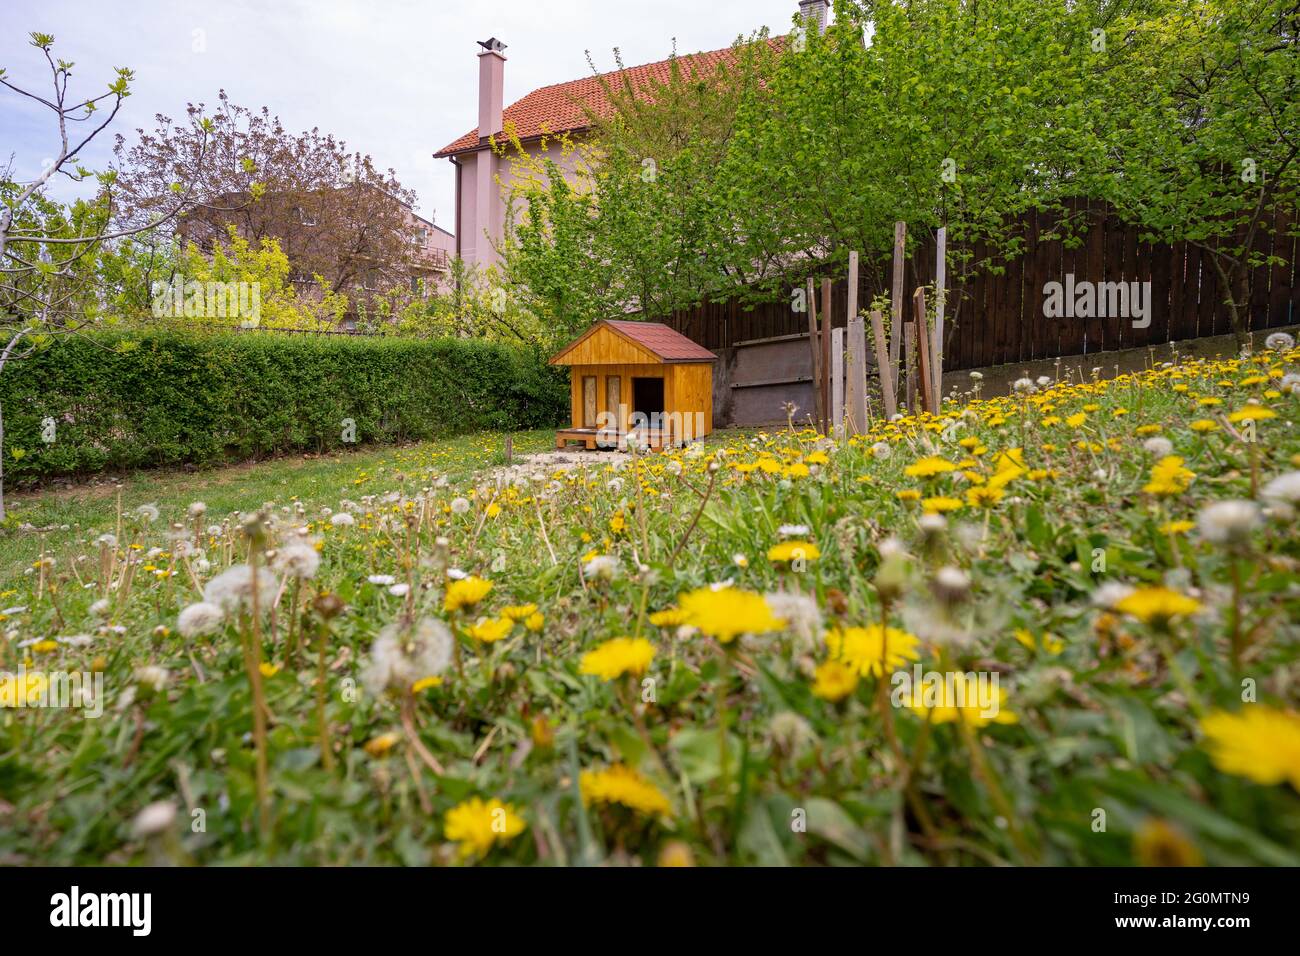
(433, 1, 828, 272)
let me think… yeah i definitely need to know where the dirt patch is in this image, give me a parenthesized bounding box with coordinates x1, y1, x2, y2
(483, 447, 631, 487)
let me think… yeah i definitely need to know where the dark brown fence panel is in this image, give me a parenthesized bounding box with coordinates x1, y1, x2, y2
(658, 206, 1297, 370)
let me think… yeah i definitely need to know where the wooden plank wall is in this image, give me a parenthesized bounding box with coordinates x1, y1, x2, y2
(660, 203, 1298, 370)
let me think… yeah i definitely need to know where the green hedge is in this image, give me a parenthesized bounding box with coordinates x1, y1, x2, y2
(0, 330, 568, 483)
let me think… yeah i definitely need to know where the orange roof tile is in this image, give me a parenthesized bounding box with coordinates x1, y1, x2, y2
(605, 320, 718, 362)
(435, 42, 777, 158)
(549, 320, 717, 365)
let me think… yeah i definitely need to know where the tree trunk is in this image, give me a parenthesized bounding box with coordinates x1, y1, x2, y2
(0, 396, 6, 522)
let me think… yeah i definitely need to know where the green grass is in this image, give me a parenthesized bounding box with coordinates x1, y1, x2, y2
(0, 429, 555, 588)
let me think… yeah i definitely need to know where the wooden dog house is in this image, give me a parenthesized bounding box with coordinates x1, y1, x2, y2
(549, 320, 716, 450)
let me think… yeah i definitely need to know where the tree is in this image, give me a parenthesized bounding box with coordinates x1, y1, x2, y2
(1088, 0, 1300, 344)
(113, 91, 427, 312)
(499, 37, 777, 323)
(0, 32, 211, 518)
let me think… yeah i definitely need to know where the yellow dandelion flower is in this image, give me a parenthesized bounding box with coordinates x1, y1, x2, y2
(1143, 456, 1195, 496)
(896, 489, 922, 502)
(524, 611, 545, 632)
(905, 456, 958, 478)
(444, 576, 492, 612)
(1160, 520, 1195, 535)
(678, 586, 784, 643)
(444, 797, 526, 859)
(1228, 404, 1276, 423)
(467, 616, 513, 643)
(899, 671, 1018, 727)
(1115, 586, 1201, 625)
(579, 636, 655, 680)
(812, 660, 859, 701)
(412, 675, 443, 693)
(364, 731, 400, 757)
(500, 604, 538, 621)
(922, 495, 964, 513)
(580, 764, 673, 817)
(1199, 707, 1300, 791)
(767, 540, 821, 563)
(1190, 419, 1218, 432)
(967, 486, 1006, 508)
(824, 624, 920, 678)
(648, 608, 688, 628)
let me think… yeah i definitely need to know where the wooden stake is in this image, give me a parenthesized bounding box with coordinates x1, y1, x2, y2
(869, 309, 897, 420)
(831, 326, 844, 437)
(904, 315, 917, 413)
(821, 277, 832, 435)
(933, 226, 947, 412)
(805, 278, 823, 430)
(890, 221, 906, 411)
(847, 314, 868, 436)
(845, 250, 866, 435)
(914, 286, 933, 414)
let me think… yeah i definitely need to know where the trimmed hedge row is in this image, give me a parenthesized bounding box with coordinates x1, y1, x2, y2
(0, 330, 568, 483)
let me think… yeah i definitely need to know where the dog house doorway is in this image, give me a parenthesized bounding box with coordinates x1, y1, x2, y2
(632, 377, 665, 422)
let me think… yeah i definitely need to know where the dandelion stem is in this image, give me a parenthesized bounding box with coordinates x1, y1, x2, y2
(246, 548, 272, 840)
(316, 616, 334, 771)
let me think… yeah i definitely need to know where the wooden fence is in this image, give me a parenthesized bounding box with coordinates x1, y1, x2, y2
(661, 202, 1299, 370)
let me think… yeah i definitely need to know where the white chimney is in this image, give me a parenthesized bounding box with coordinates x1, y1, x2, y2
(798, 0, 828, 34)
(477, 37, 507, 140)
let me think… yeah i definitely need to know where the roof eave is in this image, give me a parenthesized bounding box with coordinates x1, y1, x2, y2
(435, 125, 592, 160)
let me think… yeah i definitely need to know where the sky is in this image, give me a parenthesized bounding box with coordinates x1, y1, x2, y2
(1, 0, 809, 231)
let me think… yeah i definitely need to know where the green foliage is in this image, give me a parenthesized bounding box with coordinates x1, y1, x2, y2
(501, 0, 1297, 333)
(1083, 0, 1300, 336)
(173, 229, 348, 329)
(0, 330, 567, 482)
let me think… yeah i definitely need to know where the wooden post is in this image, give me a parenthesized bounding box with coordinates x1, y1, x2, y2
(845, 249, 865, 435)
(869, 309, 897, 420)
(933, 226, 947, 412)
(805, 277, 823, 431)
(890, 221, 906, 412)
(821, 277, 832, 435)
(831, 326, 844, 437)
(904, 316, 916, 413)
(847, 314, 868, 435)
(914, 286, 933, 414)
(505, 434, 513, 465)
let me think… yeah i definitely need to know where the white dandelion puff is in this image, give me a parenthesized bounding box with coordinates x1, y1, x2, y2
(177, 601, 225, 638)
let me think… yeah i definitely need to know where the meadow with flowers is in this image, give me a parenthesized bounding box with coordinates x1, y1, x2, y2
(2, 339, 1300, 866)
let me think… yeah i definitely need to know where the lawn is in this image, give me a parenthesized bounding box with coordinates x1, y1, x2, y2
(0, 430, 556, 589)
(2, 350, 1299, 866)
